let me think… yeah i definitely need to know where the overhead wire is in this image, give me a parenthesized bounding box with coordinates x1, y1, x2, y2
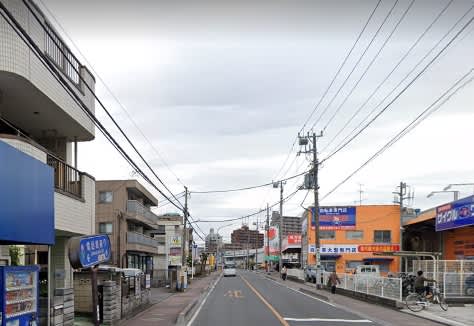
(0, 3, 185, 212)
(321, 68, 473, 201)
(320, 0, 456, 153)
(321, 13, 474, 165)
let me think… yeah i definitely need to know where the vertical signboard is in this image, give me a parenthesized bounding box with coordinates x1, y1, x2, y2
(168, 235, 182, 266)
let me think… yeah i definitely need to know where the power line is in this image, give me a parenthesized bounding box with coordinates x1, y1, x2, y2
(321, 68, 473, 201)
(321, 0, 416, 132)
(18, 1, 186, 211)
(321, 13, 474, 165)
(0, 3, 185, 213)
(190, 169, 310, 194)
(309, 0, 400, 132)
(321, 0, 456, 153)
(35, 0, 187, 189)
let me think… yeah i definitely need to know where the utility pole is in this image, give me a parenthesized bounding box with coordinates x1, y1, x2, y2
(246, 219, 250, 270)
(393, 182, 411, 271)
(266, 203, 270, 273)
(182, 186, 188, 267)
(358, 183, 364, 206)
(279, 180, 284, 277)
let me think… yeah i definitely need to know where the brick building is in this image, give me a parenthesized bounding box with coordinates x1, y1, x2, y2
(271, 212, 301, 236)
(231, 225, 264, 249)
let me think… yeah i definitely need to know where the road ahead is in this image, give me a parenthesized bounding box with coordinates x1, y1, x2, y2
(189, 270, 378, 326)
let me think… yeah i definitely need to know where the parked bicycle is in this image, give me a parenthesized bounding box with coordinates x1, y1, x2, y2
(405, 283, 448, 312)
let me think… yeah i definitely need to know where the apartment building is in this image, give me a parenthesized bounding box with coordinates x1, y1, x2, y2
(271, 212, 302, 236)
(205, 228, 222, 253)
(302, 205, 401, 274)
(0, 0, 96, 293)
(96, 180, 161, 276)
(231, 225, 264, 249)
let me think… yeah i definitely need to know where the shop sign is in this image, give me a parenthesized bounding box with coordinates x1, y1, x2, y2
(264, 226, 280, 255)
(169, 256, 182, 266)
(282, 234, 302, 252)
(311, 206, 356, 230)
(169, 235, 182, 248)
(358, 244, 400, 252)
(68, 234, 111, 269)
(435, 196, 474, 231)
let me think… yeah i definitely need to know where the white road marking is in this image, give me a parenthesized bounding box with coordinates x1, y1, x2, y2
(262, 275, 336, 307)
(187, 274, 223, 326)
(284, 317, 372, 323)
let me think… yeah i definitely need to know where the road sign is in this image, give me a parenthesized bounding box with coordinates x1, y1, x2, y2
(68, 234, 111, 269)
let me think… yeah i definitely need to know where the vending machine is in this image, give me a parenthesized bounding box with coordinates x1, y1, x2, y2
(0, 266, 39, 326)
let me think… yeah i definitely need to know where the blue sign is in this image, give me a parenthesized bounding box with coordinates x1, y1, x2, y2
(0, 140, 54, 244)
(312, 206, 356, 230)
(69, 235, 111, 269)
(435, 196, 474, 231)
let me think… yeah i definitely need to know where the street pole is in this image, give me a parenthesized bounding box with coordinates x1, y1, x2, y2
(246, 220, 250, 270)
(182, 187, 188, 268)
(399, 182, 406, 272)
(279, 181, 284, 277)
(313, 132, 320, 271)
(266, 203, 270, 273)
(255, 219, 258, 270)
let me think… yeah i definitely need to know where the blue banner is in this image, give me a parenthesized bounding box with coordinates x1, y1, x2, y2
(77, 235, 111, 268)
(0, 141, 54, 244)
(312, 206, 356, 230)
(435, 196, 474, 231)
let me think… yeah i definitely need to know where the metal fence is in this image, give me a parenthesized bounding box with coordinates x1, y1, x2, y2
(46, 154, 82, 198)
(322, 272, 402, 301)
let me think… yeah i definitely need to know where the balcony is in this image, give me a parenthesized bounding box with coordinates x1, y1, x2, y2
(0, 0, 95, 141)
(126, 200, 159, 227)
(127, 232, 159, 255)
(0, 135, 95, 236)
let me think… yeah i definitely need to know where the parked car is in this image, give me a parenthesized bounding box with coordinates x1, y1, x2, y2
(223, 264, 236, 277)
(465, 274, 474, 296)
(304, 265, 326, 283)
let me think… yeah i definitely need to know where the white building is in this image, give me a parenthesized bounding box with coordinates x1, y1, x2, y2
(0, 0, 96, 292)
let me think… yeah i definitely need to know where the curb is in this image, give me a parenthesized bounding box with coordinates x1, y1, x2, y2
(400, 309, 468, 326)
(175, 273, 222, 326)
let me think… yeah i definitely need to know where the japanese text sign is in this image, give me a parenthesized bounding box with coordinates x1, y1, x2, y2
(436, 196, 474, 231)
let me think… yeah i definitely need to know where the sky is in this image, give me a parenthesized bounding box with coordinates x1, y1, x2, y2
(39, 0, 474, 243)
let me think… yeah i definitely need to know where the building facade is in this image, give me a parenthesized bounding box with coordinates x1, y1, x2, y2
(1, 0, 96, 292)
(231, 225, 264, 249)
(302, 205, 401, 274)
(205, 228, 222, 253)
(271, 212, 301, 236)
(96, 180, 160, 275)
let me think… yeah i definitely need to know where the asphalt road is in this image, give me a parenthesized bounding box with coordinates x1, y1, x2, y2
(189, 270, 379, 326)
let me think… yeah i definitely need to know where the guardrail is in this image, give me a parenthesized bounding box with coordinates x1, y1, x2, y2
(322, 272, 402, 302)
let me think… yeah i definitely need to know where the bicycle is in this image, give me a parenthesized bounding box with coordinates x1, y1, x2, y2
(405, 284, 448, 312)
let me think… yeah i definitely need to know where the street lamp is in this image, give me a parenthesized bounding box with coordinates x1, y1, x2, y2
(444, 183, 474, 193)
(427, 190, 460, 200)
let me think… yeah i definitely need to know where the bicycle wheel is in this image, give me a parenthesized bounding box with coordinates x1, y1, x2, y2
(406, 293, 423, 312)
(437, 294, 448, 311)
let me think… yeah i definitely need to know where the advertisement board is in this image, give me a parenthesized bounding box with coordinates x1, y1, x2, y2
(282, 234, 302, 252)
(264, 226, 279, 256)
(169, 235, 182, 248)
(0, 141, 54, 245)
(308, 244, 400, 254)
(435, 196, 474, 231)
(311, 206, 356, 230)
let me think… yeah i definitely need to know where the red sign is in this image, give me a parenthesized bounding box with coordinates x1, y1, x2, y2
(287, 234, 301, 245)
(358, 244, 400, 252)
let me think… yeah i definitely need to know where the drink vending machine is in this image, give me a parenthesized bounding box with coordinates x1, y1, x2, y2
(0, 266, 39, 326)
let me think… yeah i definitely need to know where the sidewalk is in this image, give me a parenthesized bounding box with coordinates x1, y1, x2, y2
(259, 271, 448, 326)
(122, 272, 220, 326)
(401, 305, 474, 326)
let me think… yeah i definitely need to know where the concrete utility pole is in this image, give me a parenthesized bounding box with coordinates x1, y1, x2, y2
(279, 181, 284, 277)
(393, 182, 409, 271)
(182, 186, 188, 267)
(246, 220, 250, 270)
(266, 203, 270, 273)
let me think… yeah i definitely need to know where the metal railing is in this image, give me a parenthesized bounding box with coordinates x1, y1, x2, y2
(46, 155, 82, 199)
(126, 200, 159, 224)
(322, 272, 403, 301)
(127, 231, 159, 248)
(44, 22, 82, 89)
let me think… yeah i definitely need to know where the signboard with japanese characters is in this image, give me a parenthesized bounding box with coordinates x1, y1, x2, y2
(282, 234, 302, 252)
(308, 244, 400, 255)
(311, 206, 356, 230)
(169, 235, 182, 248)
(435, 195, 474, 231)
(68, 234, 111, 269)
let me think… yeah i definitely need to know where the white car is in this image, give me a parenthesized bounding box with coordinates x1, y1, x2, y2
(223, 264, 236, 277)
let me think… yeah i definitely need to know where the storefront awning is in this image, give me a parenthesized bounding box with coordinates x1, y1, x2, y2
(363, 257, 393, 262)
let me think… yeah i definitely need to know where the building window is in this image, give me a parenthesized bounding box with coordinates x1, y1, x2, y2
(346, 230, 363, 240)
(346, 260, 363, 270)
(319, 230, 335, 240)
(374, 230, 391, 243)
(99, 191, 113, 203)
(99, 223, 113, 234)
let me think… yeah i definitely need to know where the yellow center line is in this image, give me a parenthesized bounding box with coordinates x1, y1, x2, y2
(240, 275, 290, 326)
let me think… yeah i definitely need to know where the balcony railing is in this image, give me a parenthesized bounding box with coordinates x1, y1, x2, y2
(126, 200, 158, 224)
(127, 231, 159, 248)
(46, 155, 82, 199)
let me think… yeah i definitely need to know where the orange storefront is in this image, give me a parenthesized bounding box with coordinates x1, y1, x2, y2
(305, 205, 401, 274)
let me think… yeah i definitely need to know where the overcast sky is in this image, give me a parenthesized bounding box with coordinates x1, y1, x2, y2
(40, 0, 474, 243)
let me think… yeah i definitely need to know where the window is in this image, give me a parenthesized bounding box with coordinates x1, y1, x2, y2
(319, 230, 335, 240)
(99, 223, 113, 234)
(99, 191, 113, 203)
(346, 260, 363, 270)
(346, 230, 363, 240)
(374, 230, 391, 243)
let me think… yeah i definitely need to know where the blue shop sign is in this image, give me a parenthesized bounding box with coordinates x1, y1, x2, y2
(436, 195, 474, 232)
(69, 235, 111, 269)
(311, 206, 356, 230)
(0, 140, 54, 245)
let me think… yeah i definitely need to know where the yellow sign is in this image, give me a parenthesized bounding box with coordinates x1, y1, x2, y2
(224, 290, 244, 298)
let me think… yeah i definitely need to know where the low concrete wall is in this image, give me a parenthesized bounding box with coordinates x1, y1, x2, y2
(287, 269, 305, 282)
